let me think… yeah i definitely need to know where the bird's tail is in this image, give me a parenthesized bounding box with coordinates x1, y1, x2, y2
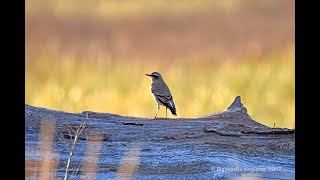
(168, 100, 177, 116)
(170, 107, 177, 116)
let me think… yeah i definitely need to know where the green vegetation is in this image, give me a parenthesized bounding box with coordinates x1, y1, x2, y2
(26, 48, 294, 128)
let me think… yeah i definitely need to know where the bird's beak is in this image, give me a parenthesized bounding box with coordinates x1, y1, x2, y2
(145, 74, 152, 76)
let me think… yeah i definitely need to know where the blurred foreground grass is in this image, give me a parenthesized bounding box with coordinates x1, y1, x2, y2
(25, 47, 294, 128)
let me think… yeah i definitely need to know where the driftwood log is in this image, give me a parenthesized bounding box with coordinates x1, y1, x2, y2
(25, 96, 295, 179)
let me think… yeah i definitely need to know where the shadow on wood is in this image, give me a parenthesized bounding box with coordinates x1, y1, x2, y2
(25, 96, 295, 179)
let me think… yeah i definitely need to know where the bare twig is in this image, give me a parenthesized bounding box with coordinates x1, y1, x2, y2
(72, 161, 83, 179)
(64, 122, 86, 180)
(63, 111, 89, 180)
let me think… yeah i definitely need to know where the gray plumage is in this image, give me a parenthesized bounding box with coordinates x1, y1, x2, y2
(145, 72, 177, 118)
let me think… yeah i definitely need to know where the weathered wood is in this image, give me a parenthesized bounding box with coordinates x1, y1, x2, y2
(25, 96, 295, 179)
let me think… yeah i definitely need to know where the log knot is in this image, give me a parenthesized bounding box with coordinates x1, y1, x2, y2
(227, 96, 248, 115)
(199, 96, 251, 119)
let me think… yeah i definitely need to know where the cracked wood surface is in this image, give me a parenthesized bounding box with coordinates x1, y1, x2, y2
(25, 96, 295, 179)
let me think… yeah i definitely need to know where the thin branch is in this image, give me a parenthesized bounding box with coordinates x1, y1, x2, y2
(64, 122, 86, 180)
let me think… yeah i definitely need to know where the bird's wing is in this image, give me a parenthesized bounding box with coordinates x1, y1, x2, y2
(151, 83, 175, 110)
(151, 83, 172, 100)
(151, 83, 176, 114)
(154, 93, 172, 100)
(154, 94, 175, 109)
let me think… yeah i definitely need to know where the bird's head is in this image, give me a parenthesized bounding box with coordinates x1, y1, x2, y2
(145, 72, 163, 82)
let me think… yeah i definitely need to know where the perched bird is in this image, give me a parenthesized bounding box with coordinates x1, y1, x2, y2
(145, 72, 177, 118)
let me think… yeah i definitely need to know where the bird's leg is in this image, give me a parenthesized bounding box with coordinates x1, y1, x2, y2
(166, 107, 167, 118)
(154, 104, 160, 119)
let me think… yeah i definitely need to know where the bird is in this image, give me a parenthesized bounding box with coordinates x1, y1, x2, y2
(145, 72, 177, 118)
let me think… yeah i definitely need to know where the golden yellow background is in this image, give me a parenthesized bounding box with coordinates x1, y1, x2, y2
(26, 0, 294, 128)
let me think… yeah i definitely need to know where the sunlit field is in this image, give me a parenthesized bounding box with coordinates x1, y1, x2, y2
(26, 47, 294, 128)
(26, 0, 294, 129)
(26, 0, 261, 18)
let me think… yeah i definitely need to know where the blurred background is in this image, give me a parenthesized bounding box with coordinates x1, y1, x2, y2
(25, 0, 294, 128)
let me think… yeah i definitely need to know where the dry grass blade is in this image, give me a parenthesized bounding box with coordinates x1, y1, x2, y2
(116, 144, 141, 180)
(81, 135, 103, 180)
(39, 117, 57, 180)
